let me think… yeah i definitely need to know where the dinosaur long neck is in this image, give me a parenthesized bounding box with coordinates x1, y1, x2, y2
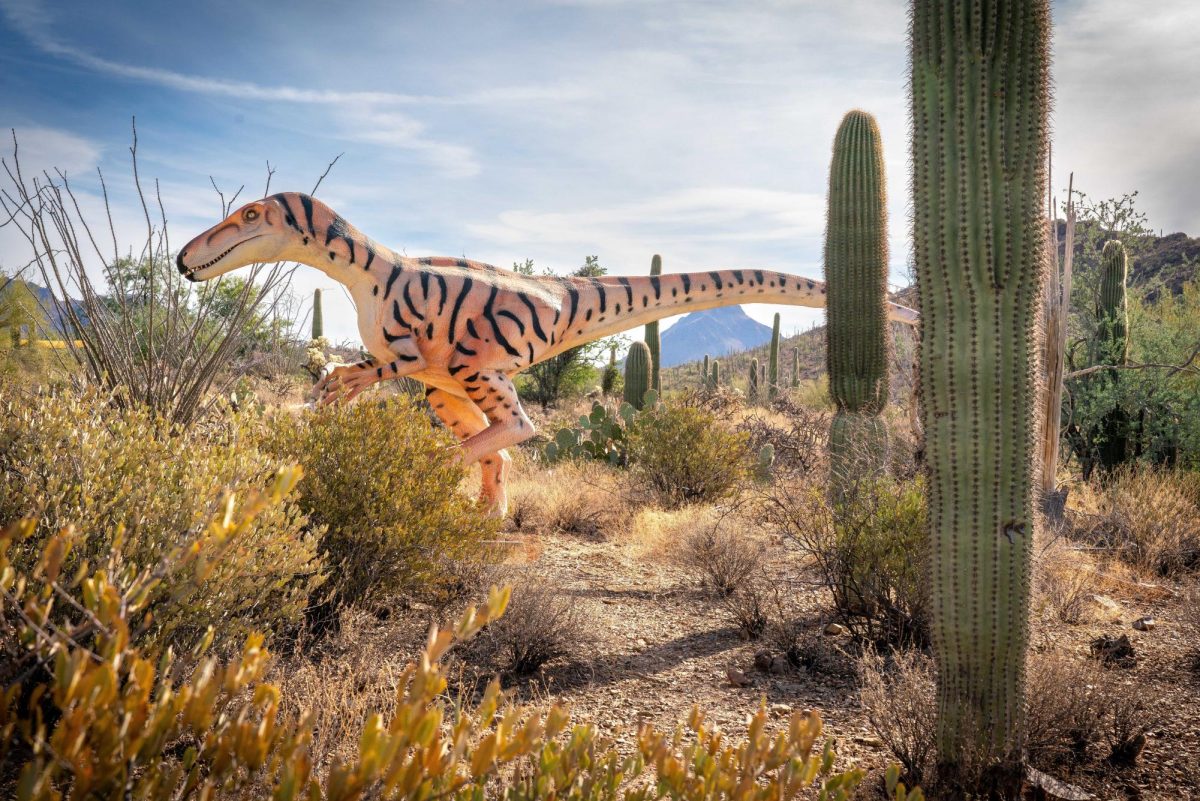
(547, 268, 917, 354)
(276, 193, 399, 289)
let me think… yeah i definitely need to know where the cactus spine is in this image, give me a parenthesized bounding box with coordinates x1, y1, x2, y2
(768, 313, 781, 400)
(747, 358, 760, 403)
(1094, 239, 1130, 473)
(824, 110, 890, 489)
(791, 347, 800, 388)
(911, 0, 1050, 784)
(311, 288, 324, 340)
(644, 255, 663, 393)
(624, 341, 652, 410)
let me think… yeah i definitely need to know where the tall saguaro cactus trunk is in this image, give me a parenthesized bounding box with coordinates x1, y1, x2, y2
(768, 313, 781, 400)
(311, 288, 324, 340)
(824, 110, 890, 493)
(645, 255, 663, 394)
(1094, 239, 1130, 475)
(911, 1, 1050, 789)
(624, 341, 652, 410)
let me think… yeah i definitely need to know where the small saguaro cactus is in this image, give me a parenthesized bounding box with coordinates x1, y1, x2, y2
(748, 358, 760, 403)
(645, 255, 663, 393)
(624, 341, 652, 410)
(711, 359, 720, 388)
(911, 0, 1050, 787)
(824, 109, 890, 490)
(768, 313, 781, 400)
(791, 346, 800, 388)
(311, 288, 324, 340)
(1094, 239, 1130, 473)
(702, 354, 710, 387)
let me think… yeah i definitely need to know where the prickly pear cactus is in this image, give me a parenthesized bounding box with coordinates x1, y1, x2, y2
(824, 109, 889, 490)
(645, 255, 663, 393)
(911, 0, 1051, 782)
(624, 341, 653, 410)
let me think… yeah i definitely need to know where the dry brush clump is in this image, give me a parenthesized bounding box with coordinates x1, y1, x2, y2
(676, 515, 767, 596)
(1070, 468, 1200, 577)
(506, 459, 633, 539)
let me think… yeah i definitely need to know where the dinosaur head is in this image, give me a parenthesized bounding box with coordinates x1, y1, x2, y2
(177, 193, 312, 281)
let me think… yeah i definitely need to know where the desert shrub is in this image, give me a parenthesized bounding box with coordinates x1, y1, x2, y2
(722, 576, 771, 639)
(678, 518, 766, 595)
(627, 403, 750, 507)
(1033, 537, 1095, 625)
(761, 477, 928, 646)
(463, 576, 585, 677)
(1074, 467, 1200, 576)
(261, 396, 499, 612)
(507, 460, 632, 539)
(0, 386, 323, 649)
(736, 402, 830, 479)
(858, 648, 937, 788)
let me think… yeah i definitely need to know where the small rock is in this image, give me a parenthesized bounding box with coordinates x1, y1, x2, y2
(753, 650, 774, 672)
(769, 655, 790, 674)
(635, 638, 648, 649)
(726, 668, 753, 688)
(1089, 633, 1137, 668)
(823, 622, 848, 636)
(852, 734, 884, 747)
(1089, 594, 1123, 622)
(1132, 616, 1155, 632)
(769, 703, 793, 719)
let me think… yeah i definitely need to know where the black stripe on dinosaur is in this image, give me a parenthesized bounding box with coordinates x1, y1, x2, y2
(383, 329, 408, 343)
(324, 217, 356, 264)
(466, 319, 480, 339)
(363, 244, 375, 272)
(681, 274, 691, 293)
(498, 309, 525, 335)
(617, 276, 633, 306)
(273, 194, 306, 235)
(590, 279, 607, 314)
(517, 293, 547, 343)
(754, 270, 764, 285)
(299, 194, 317, 236)
(403, 282, 425, 320)
(392, 300, 412, 329)
(434, 274, 448, 315)
(733, 270, 744, 285)
(708, 272, 723, 290)
(650, 275, 661, 300)
(564, 283, 580, 328)
(483, 285, 522, 358)
(455, 342, 476, 356)
(419, 272, 429, 299)
(385, 265, 402, 298)
(448, 278, 473, 343)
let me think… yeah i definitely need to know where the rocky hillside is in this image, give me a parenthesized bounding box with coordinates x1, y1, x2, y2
(659, 305, 772, 367)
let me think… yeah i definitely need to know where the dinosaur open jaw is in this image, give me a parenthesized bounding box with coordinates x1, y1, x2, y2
(181, 235, 263, 281)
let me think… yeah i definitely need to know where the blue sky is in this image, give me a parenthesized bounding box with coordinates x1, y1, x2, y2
(3, 0, 1199, 345)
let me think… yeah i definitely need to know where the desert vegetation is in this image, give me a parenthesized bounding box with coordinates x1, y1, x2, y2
(2, 1, 1200, 800)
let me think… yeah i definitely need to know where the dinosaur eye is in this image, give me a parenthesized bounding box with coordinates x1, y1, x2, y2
(244, 208, 259, 222)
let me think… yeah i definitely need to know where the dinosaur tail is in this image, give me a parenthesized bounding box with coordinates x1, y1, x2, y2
(549, 268, 917, 353)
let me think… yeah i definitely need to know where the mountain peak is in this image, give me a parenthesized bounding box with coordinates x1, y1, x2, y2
(660, 306, 773, 367)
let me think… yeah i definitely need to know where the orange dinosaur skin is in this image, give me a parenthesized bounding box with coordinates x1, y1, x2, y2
(178, 192, 918, 515)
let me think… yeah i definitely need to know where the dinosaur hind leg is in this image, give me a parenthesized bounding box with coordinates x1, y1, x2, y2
(426, 388, 511, 517)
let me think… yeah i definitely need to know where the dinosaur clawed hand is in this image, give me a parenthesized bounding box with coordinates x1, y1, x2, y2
(314, 363, 378, 405)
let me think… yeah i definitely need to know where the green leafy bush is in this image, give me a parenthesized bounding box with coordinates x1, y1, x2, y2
(761, 477, 928, 646)
(0, 386, 323, 649)
(626, 403, 749, 507)
(261, 396, 499, 611)
(0, 493, 911, 801)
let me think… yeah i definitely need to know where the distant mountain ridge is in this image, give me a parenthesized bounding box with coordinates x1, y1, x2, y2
(659, 305, 773, 367)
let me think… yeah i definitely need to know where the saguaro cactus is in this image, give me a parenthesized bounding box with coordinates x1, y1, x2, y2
(311, 288, 324, 340)
(711, 359, 720, 388)
(624, 341, 652, 409)
(824, 109, 890, 488)
(747, 358, 760, 403)
(768, 313, 781, 401)
(702, 354, 711, 387)
(791, 346, 800, 387)
(645, 255, 663, 393)
(1094, 239, 1130, 473)
(911, 0, 1050, 786)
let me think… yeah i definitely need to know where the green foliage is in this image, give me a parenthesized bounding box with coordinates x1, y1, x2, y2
(624, 340, 652, 410)
(627, 403, 749, 507)
(911, 0, 1050, 778)
(0, 386, 324, 649)
(0, 506, 884, 801)
(824, 110, 890, 489)
(768, 313, 781, 400)
(312, 287, 324, 340)
(645, 254, 663, 393)
(600, 342, 621, 396)
(262, 396, 498, 611)
(0, 274, 47, 346)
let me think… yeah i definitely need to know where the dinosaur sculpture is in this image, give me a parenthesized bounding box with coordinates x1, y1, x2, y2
(178, 193, 918, 515)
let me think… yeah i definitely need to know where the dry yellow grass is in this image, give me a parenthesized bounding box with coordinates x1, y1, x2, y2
(507, 459, 633, 539)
